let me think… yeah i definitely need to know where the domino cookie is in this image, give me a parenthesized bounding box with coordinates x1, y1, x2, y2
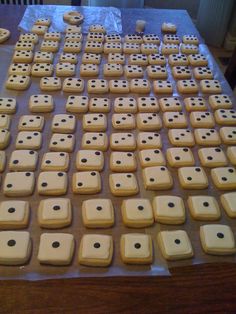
(51, 114, 76, 133)
(63, 11, 84, 25)
(194, 128, 221, 146)
(103, 63, 123, 77)
(220, 127, 236, 145)
(129, 54, 148, 66)
(5, 75, 31, 91)
(109, 80, 129, 94)
(8, 63, 31, 76)
(59, 53, 77, 64)
(44, 31, 61, 42)
(187, 195, 221, 220)
(193, 66, 213, 80)
(80, 64, 99, 77)
(130, 79, 151, 93)
(184, 97, 207, 112)
(76, 150, 104, 171)
(19, 33, 38, 44)
(83, 113, 107, 132)
(124, 34, 143, 44)
(37, 171, 68, 196)
(123, 43, 141, 54)
(63, 78, 84, 93)
(0, 231, 31, 265)
(140, 43, 158, 55)
(29, 94, 54, 113)
(153, 195, 186, 224)
(0, 200, 29, 229)
(172, 66, 191, 79)
(41, 152, 69, 171)
(49, 134, 75, 153)
(65, 25, 82, 33)
(89, 24, 106, 33)
(189, 111, 215, 128)
(0, 28, 10, 43)
(55, 63, 76, 77)
(37, 198, 72, 228)
(15, 131, 42, 150)
(103, 42, 122, 54)
(148, 53, 166, 65)
(37, 233, 74, 265)
(214, 109, 236, 126)
(178, 166, 209, 189)
(40, 40, 59, 52)
(14, 41, 34, 51)
(114, 97, 137, 113)
(157, 230, 193, 260)
(78, 234, 113, 267)
(81, 132, 108, 151)
(0, 114, 10, 129)
(124, 65, 143, 78)
(84, 41, 103, 53)
(183, 35, 199, 45)
(209, 94, 232, 110)
(163, 34, 180, 44)
(211, 167, 236, 190)
(220, 192, 236, 217)
(161, 43, 179, 55)
(176, 79, 198, 94)
(138, 148, 166, 168)
(143, 34, 160, 44)
(137, 96, 159, 112)
(136, 132, 162, 149)
(168, 129, 195, 147)
(168, 54, 189, 66)
(109, 173, 139, 196)
(82, 53, 101, 64)
(0, 97, 16, 114)
(163, 111, 188, 128)
(0, 151, 6, 172)
(180, 44, 199, 54)
(31, 63, 53, 77)
(82, 199, 114, 228)
(142, 166, 173, 190)
(89, 97, 110, 113)
(9, 150, 38, 171)
(188, 54, 208, 66)
(31, 25, 48, 35)
(40, 77, 62, 91)
(110, 151, 137, 172)
(105, 34, 121, 42)
(200, 224, 236, 255)
(161, 22, 177, 33)
(146, 65, 168, 79)
(65, 33, 83, 42)
(120, 233, 153, 265)
(12, 50, 33, 63)
(18, 115, 44, 131)
(200, 79, 222, 93)
(63, 41, 82, 53)
(110, 132, 136, 151)
(166, 147, 195, 167)
(227, 146, 236, 165)
(87, 32, 104, 42)
(3, 172, 35, 196)
(121, 198, 154, 228)
(72, 171, 101, 194)
(0, 129, 10, 149)
(87, 79, 108, 94)
(153, 80, 173, 94)
(159, 97, 182, 112)
(112, 113, 136, 130)
(35, 18, 51, 26)
(34, 51, 54, 63)
(136, 113, 162, 131)
(108, 53, 125, 64)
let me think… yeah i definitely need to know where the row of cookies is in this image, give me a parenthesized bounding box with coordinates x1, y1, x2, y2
(0, 223, 235, 266)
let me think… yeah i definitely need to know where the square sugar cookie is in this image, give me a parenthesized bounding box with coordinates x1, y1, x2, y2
(159, 97, 182, 112)
(83, 113, 107, 132)
(220, 192, 236, 218)
(143, 34, 160, 44)
(188, 54, 208, 66)
(110, 132, 136, 151)
(0, 151, 6, 172)
(31, 63, 53, 77)
(178, 167, 208, 189)
(15, 131, 42, 150)
(29, 94, 54, 113)
(200, 224, 236, 255)
(168, 129, 195, 147)
(82, 53, 101, 64)
(8, 63, 31, 76)
(153, 80, 173, 94)
(0, 129, 10, 150)
(40, 77, 62, 91)
(136, 113, 162, 131)
(220, 127, 236, 145)
(227, 146, 236, 165)
(82, 199, 114, 228)
(108, 53, 125, 64)
(80, 64, 99, 77)
(38, 198, 72, 229)
(172, 66, 191, 79)
(187, 196, 221, 221)
(5, 75, 31, 91)
(9, 150, 38, 171)
(12, 50, 33, 64)
(55, 63, 76, 77)
(109, 173, 139, 196)
(37, 171, 68, 196)
(166, 147, 195, 167)
(142, 166, 173, 190)
(0, 201, 29, 229)
(189, 111, 215, 128)
(129, 54, 148, 66)
(176, 79, 198, 94)
(0, 97, 16, 114)
(81, 132, 108, 151)
(200, 80, 222, 94)
(89, 97, 110, 113)
(59, 53, 77, 64)
(211, 167, 236, 190)
(137, 96, 159, 113)
(209, 95, 232, 110)
(52, 114, 76, 133)
(147, 65, 167, 79)
(168, 54, 188, 66)
(0, 114, 10, 129)
(14, 40, 34, 51)
(198, 147, 227, 168)
(34, 51, 54, 64)
(123, 43, 140, 54)
(63, 78, 84, 93)
(163, 111, 188, 128)
(139, 149, 166, 168)
(153, 195, 186, 224)
(148, 53, 166, 65)
(66, 95, 88, 113)
(112, 113, 136, 130)
(18, 115, 44, 131)
(41, 152, 69, 171)
(87, 79, 108, 94)
(214, 109, 236, 126)
(184, 97, 207, 112)
(193, 66, 213, 80)
(0, 231, 31, 265)
(114, 97, 137, 113)
(3, 172, 35, 197)
(109, 80, 129, 93)
(194, 128, 221, 146)
(120, 233, 153, 265)
(157, 230, 193, 260)
(37, 233, 74, 265)
(121, 199, 154, 228)
(78, 234, 113, 267)
(110, 151, 137, 172)
(76, 150, 104, 171)
(136, 132, 162, 149)
(124, 65, 143, 78)
(49, 134, 75, 152)
(103, 42, 122, 54)
(72, 171, 101, 194)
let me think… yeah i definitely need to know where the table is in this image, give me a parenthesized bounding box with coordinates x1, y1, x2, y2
(0, 5, 236, 313)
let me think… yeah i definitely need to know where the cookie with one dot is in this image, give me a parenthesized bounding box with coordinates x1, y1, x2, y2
(159, 97, 182, 112)
(220, 192, 236, 218)
(110, 132, 136, 151)
(153, 80, 173, 94)
(147, 65, 168, 79)
(188, 53, 208, 66)
(0, 231, 31, 265)
(109, 79, 130, 93)
(0, 201, 29, 229)
(18, 115, 44, 131)
(184, 97, 207, 112)
(220, 127, 236, 145)
(114, 97, 137, 113)
(89, 97, 110, 113)
(211, 167, 236, 190)
(178, 166, 208, 189)
(168, 128, 195, 147)
(107, 53, 125, 64)
(0, 129, 10, 149)
(177, 79, 198, 94)
(76, 150, 104, 171)
(9, 150, 38, 171)
(209, 94, 232, 110)
(0, 114, 10, 129)
(82, 53, 101, 64)
(163, 111, 188, 128)
(72, 171, 101, 194)
(63, 78, 84, 93)
(136, 132, 162, 149)
(78, 234, 113, 267)
(109, 173, 139, 196)
(15, 131, 42, 150)
(40, 77, 62, 91)
(227, 146, 236, 165)
(120, 233, 153, 265)
(31, 25, 48, 35)
(153, 196, 186, 224)
(51, 114, 76, 133)
(112, 113, 136, 130)
(194, 128, 221, 146)
(198, 147, 227, 168)
(34, 51, 54, 64)
(0, 97, 16, 114)
(66, 95, 88, 113)
(121, 199, 154, 228)
(110, 151, 137, 172)
(139, 149, 165, 168)
(37, 233, 74, 265)
(49, 134, 75, 153)
(80, 64, 99, 77)
(37, 198, 72, 229)
(200, 224, 236, 255)
(157, 230, 193, 260)
(200, 79, 222, 94)
(66, 25, 82, 33)
(41, 152, 69, 171)
(3, 172, 35, 197)
(29, 94, 54, 113)
(81, 132, 108, 151)
(124, 65, 144, 78)
(148, 53, 166, 65)
(187, 196, 221, 221)
(166, 147, 195, 167)
(37, 171, 68, 196)
(82, 199, 114, 228)
(189, 111, 215, 128)
(0, 151, 6, 172)
(168, 54, 189, 66)
(83, 113, 107, 132)
(142, 166, 173, 190)
(214, 109, 236, 126)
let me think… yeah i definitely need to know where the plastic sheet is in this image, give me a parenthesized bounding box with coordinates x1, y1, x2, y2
(18, 5, 122, 34)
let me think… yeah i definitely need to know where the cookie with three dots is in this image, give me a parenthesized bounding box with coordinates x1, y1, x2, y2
(37, 198, 72, 229)
(83, 113, 107, 132)
(49, 134, 75, 152)
(65, 95, 89, 113)
(51, 114, 76, 133)
(194, 128, 221, 146)
(107, 53, 125, 64)
(124, 65, 144, 78)
(110, 151, 136, 172)
(168, 129, 195, 147)
(184, 97, 207, 112)
(3, 172, 35, 197)
(136, 132, 162, 149)
(37, 171, 68, 196)
(110, 132, 136, 151)
(0, 97, 16, 114)
(80, 64, 99, 77)
(139, 148, 166, 168)
(163, 111, 188, 128)
(63, 78, 84, 93)
(34, 51, 54, 64)
(29, 94, 54, 113)
(72, 171, 101, 194)
(187, 196, 221, 221)
(166, 147, 195, 167)
(220, 127, 236, 145)
(209, 94, 232, 110)
(146, 65, 168, 79)
(0, 200, 29, 229)
(109, 173, 139, 196)
(89, 97, 110, 113)
(82, 199, 114, 228)
(121, 199, 154, 228)
(189, 111, 215, 128)
(153, 196, 186, 224)
(168, 54, 189, 66)
(109, 79, 129, 93)
(76, 150, 104, 171)
(172, 66, 191, 79)
(82, 53, 101, 64)
(211, 167, 236, 190)
(136, 113, 162, 131)
(227, 147, 236, 165)
(0, 129, 10, 149)
(9, 150, 38, 171)
(137, 96, 159, 112)
(81, 132, 108, 151)
(153, 80, 173, 94)
(176, 79, 198, 94)
(112, 113, 135, 130)
(200, 79, 222, 94)
(198, 147, 227, 167)
(148, 53, 166, 65)
(87, 79, 108, 94)
(18, 115, 44, 131)
(220, 192, 236, 218)
(114, 97, 137, 113)
(188, 54, 208, 66)
(178, 167, 208, 189)
(40, 77, 62, 91)
(142, 166, 173, 190)
(15, 131, 42, 150)
(159, 97, 182, 112)
(41, 152, 70, 171)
